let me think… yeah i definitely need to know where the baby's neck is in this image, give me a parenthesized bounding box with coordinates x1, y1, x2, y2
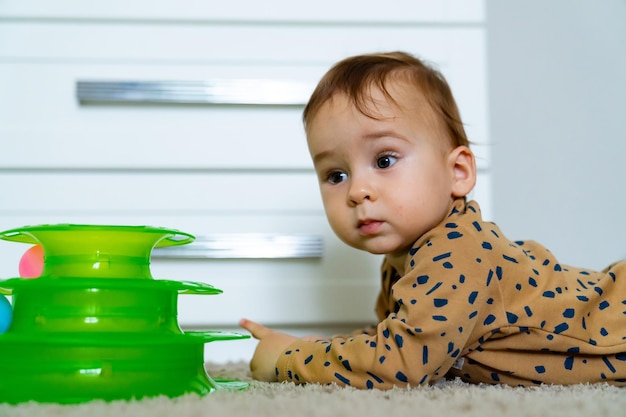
(385, 252, 407, 276)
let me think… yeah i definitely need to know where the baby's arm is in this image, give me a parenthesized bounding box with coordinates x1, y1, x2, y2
(268, 264, 494, 388)
(239, 318, 377, 381)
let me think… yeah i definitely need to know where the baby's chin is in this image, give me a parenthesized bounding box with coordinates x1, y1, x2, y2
(353, 239, 412, 258)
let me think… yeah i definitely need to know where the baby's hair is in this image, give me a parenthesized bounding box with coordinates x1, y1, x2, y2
(303, 51, 469, 148)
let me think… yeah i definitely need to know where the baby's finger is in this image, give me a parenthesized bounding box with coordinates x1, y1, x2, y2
(239, 318, 272, 340)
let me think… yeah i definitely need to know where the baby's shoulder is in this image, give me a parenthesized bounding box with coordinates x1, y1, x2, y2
(411, 209, 520, 269)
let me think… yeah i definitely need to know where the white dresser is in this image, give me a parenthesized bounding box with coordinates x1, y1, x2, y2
(0, 0, 489, 361)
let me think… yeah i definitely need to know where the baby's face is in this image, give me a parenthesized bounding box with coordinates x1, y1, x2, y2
(306, 81, 461, 260)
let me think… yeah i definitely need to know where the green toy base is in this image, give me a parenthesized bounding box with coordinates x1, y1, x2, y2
(0, 332, 249, 404)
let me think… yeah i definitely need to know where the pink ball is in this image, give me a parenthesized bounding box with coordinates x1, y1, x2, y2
(18, 244, 44, 278)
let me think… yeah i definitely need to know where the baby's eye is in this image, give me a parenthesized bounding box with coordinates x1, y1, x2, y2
(376, 155, 397, 169)
(327, 171, 348, 185)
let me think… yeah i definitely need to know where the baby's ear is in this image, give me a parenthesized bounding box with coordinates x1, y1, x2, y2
(449, 146, 476, 198)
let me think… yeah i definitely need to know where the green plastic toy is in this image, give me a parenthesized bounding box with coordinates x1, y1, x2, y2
(0, 224, 249, 404)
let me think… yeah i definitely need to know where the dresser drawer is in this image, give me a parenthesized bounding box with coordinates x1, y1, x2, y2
(0, 170, 382, 326)
(0, 170, 490, 326)
(0, 212, 383, 327)
(0, 23, 488, 169)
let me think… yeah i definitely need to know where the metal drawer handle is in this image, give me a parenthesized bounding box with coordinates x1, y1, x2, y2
(76, 79, 313, 106)
(152, 234, 323, 259)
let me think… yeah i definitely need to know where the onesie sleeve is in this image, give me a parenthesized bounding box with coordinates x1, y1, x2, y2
(275, 210, 501, 389)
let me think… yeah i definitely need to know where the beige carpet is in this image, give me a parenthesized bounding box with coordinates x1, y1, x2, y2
(1, 361, 624, 417)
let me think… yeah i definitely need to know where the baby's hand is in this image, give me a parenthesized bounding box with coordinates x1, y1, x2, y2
(239, 318, 299, 382)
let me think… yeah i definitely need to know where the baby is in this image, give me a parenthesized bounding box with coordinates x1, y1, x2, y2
(240, 51, 626, 389)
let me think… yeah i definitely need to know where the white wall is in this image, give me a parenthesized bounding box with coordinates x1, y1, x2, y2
(487, 0, 626, 270)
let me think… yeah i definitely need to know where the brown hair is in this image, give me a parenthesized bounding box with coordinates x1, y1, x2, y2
(303, 51, 469, 147)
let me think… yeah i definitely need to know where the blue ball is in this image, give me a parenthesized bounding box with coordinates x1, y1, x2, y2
(0, 294, 12, 333)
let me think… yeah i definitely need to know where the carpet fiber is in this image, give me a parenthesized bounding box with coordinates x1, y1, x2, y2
(1, 361, 624, 417)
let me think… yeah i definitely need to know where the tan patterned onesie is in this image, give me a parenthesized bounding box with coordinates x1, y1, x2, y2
(275, 198, 626, 388)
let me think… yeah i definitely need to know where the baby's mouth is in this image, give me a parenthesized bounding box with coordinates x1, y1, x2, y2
(357, 219, 384, 235)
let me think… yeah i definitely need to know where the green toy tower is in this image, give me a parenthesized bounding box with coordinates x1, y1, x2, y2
(0, 224, 248, 404)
